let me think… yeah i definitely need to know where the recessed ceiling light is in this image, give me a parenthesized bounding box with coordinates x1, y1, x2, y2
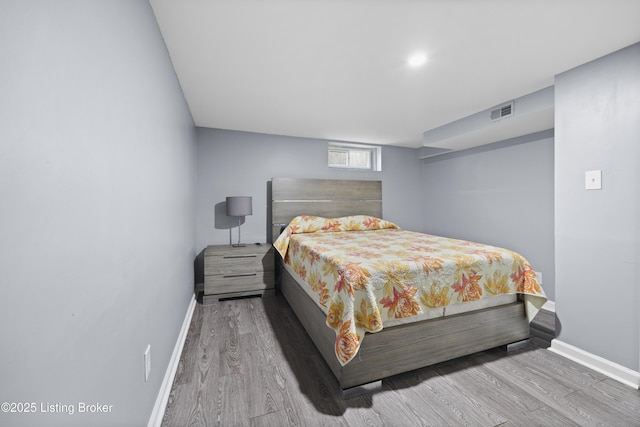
(408, 53, 427, 68)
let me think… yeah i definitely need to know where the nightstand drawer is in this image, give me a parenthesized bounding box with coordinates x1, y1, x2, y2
(204, 272, 275, 294)
(204, 253, 273, 276)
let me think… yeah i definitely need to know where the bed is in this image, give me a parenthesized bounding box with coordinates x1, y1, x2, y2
(270, 177, 547, 397)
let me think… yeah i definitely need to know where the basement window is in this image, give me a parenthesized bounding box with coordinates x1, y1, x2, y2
(328, 142, 381, 171)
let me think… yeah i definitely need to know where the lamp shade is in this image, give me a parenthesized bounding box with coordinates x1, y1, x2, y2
(226, 196, 252, 216)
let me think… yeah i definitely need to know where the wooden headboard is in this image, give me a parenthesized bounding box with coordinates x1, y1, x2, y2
(270, 177, 382, 241)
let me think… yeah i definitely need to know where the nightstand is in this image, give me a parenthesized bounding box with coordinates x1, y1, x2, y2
(203, 243, 275, 303)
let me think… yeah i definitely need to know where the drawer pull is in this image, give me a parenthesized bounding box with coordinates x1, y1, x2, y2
(223, 254, 258, 259)
(223, 273, 258, 278)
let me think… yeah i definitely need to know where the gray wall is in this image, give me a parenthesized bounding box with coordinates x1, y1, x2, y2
(0, 2, 196, 426)
(555, 43, 640, 371)
(420, 130, 556, 301)
(195, 128, 423, 252)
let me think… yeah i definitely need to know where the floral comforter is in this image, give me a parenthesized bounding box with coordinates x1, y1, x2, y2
(274, 215, 547, 366)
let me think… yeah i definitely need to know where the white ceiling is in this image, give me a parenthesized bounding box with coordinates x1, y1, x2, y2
(150, 0, 640, 149)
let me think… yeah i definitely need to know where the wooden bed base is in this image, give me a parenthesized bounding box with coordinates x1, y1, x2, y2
(279, 266, 530, 395)
(270, 177, 531, 396)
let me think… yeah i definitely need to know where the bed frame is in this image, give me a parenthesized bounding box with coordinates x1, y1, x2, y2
(270, 177, 530, 397)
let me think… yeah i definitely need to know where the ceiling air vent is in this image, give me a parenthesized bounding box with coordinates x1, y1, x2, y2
(490, 102, 514, 121)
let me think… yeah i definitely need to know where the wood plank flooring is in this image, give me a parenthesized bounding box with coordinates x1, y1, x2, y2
(161, 295, 640, 426)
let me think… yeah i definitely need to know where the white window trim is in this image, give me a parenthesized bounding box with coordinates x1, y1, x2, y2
(328, 142, 382, 171)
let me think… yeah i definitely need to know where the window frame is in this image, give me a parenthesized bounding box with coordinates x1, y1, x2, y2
(328, 142, 382, 171)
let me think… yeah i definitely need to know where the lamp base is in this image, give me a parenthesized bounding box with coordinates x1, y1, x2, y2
(231, 243, 246, 248)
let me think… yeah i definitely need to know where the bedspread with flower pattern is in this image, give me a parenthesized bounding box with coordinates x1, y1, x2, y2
(273, 215, 547, 366)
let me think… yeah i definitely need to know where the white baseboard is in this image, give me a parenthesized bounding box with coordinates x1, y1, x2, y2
(147, 294, 197, 427)
(541, 300, 555, 313)
(548, 339, 640, 389)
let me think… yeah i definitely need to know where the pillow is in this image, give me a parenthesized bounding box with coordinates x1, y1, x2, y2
(273, 215, 399, 258)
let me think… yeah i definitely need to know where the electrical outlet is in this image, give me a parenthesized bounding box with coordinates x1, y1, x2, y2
(144, 345, 151, 382)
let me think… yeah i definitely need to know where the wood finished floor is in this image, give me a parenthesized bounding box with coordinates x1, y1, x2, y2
(162, 295, 640, 426)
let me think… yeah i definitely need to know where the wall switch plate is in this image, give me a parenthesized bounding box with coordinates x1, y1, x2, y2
(144, 345, 151, 382)
(585, 170, 602, 190)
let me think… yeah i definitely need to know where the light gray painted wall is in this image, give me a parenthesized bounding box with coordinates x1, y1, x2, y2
(195, 128, 423, 252)
(555, 43, 640, 371)
(0, 2, 196, 426)
(420, 130, 555, 301)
